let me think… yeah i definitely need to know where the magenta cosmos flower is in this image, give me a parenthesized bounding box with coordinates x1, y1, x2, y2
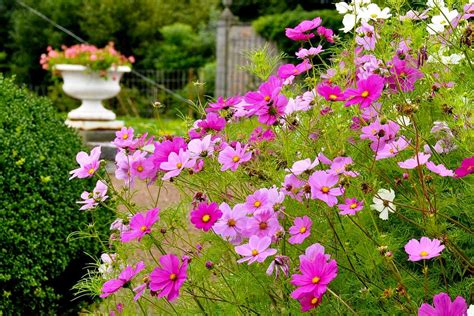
(418, 292, 468, 316)
(206, 95, 241, 112)
(69, 146, 101, 179)
(244, 76, 282, 112)
(277, 60, 312, 80)
(337, 198, 364, 215)
(308, 170, 343, 207)
(404, 237, 445, 262)
(235, 235, 277, 264)
(290, 253, 338, 298)
(388, 56, 423, 92)
(149, 254, 188, 302)
(454, 155, 474, 178)
(285, 17, 322, 41)
(344, 74, 385, 108)
(190, 202, 222, 232)
(255, 93, 288, 125)
(317, 83, 345, 102)
(298, 292, 323, 312)
(288, 216, 312, 245)
(121, 208, 160, 242)
(152, 137, 186, 171)
(100, 261, 145, 298)
(218, 142, 252, 172)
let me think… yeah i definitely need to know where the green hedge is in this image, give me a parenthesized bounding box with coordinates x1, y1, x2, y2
(0, 75, 112, 315)
(253, 9, 343, 58)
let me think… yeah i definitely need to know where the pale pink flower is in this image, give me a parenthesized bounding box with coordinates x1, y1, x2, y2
(398, 153, 431, 169)
(235, 236, 277, 264)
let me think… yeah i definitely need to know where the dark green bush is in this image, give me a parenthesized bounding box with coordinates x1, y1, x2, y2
(0, 75, 112, 315)
(253, 9, 343, 58)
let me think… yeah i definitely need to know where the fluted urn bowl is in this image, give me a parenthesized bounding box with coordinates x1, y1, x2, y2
(55, 64, 131, 121)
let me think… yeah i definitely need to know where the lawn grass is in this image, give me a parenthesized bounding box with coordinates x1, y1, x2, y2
(119, 115, 187, 137)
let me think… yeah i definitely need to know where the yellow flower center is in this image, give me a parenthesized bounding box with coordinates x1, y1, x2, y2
(311, 297, 319, 305)
(140, 225, 147, 232)
(227, 219, 236, 227)
(251, 249, 259, 256)
(137, 165, 144, 172)
(88, 168, 95, 175)
(350, 203, 358, 209)
(232, 156, 240, 162)
(321, 186, 330, 193)
(371, 13, 378, 18)
(420, 251, 429, 257)
(176, 162, 183, 168)
(299, 226, 307, 233)
(122, 133, 129, 140)
(202, 214, 211, 223)
(169, 273, 177, 280)
(329, 94, 338, 100)
(264, 96, 271, 102)
(361, 90, 369, 98)
(312, 276, 320, 284)
(254, 201, 261, 207)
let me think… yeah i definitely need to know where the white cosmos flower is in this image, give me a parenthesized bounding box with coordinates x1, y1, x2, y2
(341, 13, 359, 33)
(370, 188, 396, 220)
(426, 0, 446, 9)
(467, 304, 474, 316)
(360, 3, 392, 21)
(187, 134, 215, 159)
(335, 2, 353, 14)
(427, 8, 459, 35)
(428, 47, 465, 64)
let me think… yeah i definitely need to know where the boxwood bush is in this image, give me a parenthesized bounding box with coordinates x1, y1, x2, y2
(0, 75, 112, 315)
(253, 9, 343, 58)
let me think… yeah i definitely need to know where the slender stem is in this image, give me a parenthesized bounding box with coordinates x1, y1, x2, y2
(327, 288, 357, 314)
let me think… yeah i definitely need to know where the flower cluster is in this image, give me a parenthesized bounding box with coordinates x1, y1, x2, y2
(41, 42, 134, 73)
(69, 0, 473, 314)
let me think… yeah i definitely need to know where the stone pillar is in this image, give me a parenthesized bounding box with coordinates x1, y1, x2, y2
(215, 0, 237, 97)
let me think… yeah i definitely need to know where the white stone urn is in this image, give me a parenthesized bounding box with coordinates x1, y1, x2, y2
(55, 64, 130, 129)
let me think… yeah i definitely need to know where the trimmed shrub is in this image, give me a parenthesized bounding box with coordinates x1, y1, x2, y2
(253, 9, 343, 56)
(0, 75, 112, 315)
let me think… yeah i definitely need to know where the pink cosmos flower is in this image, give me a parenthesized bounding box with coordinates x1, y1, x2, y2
(297, 293, 323, 312)
(375, 137, 410, 160)
(121, 208, 160, 242)
(266, 255, 290, 278)
(245, 209, 282, 238)
(454, 156, 474, 178)
(290, 253, 338, 298)
(187, 134, 215, 159)
(296, 46, 324, 59)
(344, 74, 385, 108)
(398, 153, 431, 169)
(355, 22, 379, 51)
(198, 112, 226, 133)
(277, 60, 312, 80)
(404, 237, 445, 261)
(249, 126, 276, 143)
(317, 26, 334, 43)
(113, 127, 134, 148)
(255, 93, 288, 125)
(288, 216, 312, 244)
(285, 17, 322, 41)
(206, 95, 241, 112)
(235, 235, 277, 264)
(213, 203, 248, 244)
(287, 158, 319, 176)
(77, 180, 108, 210)
(418, 292, 468, 316)
(329, 156, 358, 177)
(160, 149, 195, 180)
(426, 161, 454, 177)
(100, 261, 145, 298)
(69, 146, 101, 179)
(337, 198, 364, 215)
(317, 83, 345, 102)
(308, 170, 343, 207)
(218, 142, 252, 172)
(190, 202, 222, 232)
(388, 56, 423, 92)
(244, 188, 272, 213)
(244, 76, 282, 112)
(282, 174, 306, 201)
(299, 243, 331, 262)
(463, 3, 474, 19)
(152, 137, 186, 171)
(149, 254, 188, 301)
(130, 155, 156, 180)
